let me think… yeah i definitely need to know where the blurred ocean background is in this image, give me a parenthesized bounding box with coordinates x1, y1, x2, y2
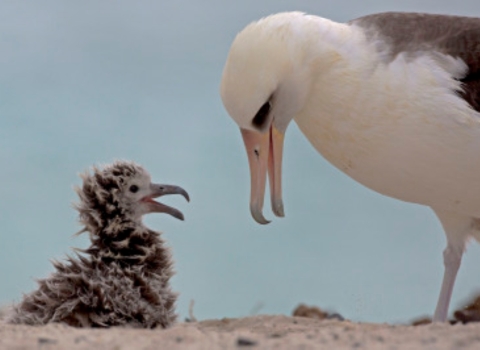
(2, 0, 480, 324)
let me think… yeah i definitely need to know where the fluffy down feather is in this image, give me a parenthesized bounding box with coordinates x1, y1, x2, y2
(7, 160, 187, 328)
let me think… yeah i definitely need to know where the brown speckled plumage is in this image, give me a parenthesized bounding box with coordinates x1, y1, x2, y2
(7, 160, 189, 328)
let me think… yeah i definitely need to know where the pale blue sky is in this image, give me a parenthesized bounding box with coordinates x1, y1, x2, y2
(1, 0, 480, 323)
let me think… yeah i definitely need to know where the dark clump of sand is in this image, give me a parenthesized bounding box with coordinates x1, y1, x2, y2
(408, 292, 480, 326)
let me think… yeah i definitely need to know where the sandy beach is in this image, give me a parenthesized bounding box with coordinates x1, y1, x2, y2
(2, 314, 480, 349)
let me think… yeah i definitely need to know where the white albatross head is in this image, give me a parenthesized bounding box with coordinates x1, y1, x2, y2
(220, 12, 316, 224)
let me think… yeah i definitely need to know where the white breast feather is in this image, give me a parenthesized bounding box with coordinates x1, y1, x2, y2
(294, 25, 480, 215)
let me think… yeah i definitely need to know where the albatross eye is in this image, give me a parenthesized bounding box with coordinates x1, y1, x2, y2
(252, 101, 271, 128)
(129, 185, 139, 193)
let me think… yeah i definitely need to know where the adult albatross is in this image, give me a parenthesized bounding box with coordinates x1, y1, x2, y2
(219, 11, 480, 322)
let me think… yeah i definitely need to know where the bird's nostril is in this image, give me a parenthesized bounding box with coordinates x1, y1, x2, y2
(159, 187, 164, 191)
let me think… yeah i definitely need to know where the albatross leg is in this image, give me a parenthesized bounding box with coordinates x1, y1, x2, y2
(432, 209, 471, 322)
(433, 243, 463, 322)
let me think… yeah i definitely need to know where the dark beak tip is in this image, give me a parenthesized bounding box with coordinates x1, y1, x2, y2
(251, 208, 271, 225)
(179, 189, 190, 203)
(272, 200, 285, 218)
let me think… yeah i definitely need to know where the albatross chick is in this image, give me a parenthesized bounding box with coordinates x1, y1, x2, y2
(8, 160, 189, 328)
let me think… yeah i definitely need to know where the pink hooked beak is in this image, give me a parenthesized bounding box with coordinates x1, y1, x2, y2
(241, 125, 285, 224)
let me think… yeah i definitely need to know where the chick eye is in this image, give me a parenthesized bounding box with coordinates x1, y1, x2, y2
(129, 185, 139, 193)
(252, 101, 270, 128)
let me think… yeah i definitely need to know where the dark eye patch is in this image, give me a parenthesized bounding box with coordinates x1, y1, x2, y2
(252, 101, 270, 128)
(129, 185, 139, 193)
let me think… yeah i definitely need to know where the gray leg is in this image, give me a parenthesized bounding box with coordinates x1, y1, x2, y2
(433, 244, 463, 322)
(432, 209, 471, 323)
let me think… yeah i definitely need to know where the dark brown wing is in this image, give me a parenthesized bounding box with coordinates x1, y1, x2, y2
(446, 28, 480, 111)
(350, 12, 480, 112)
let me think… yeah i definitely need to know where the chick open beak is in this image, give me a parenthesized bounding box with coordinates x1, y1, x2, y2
(141, 184, 190, 220)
